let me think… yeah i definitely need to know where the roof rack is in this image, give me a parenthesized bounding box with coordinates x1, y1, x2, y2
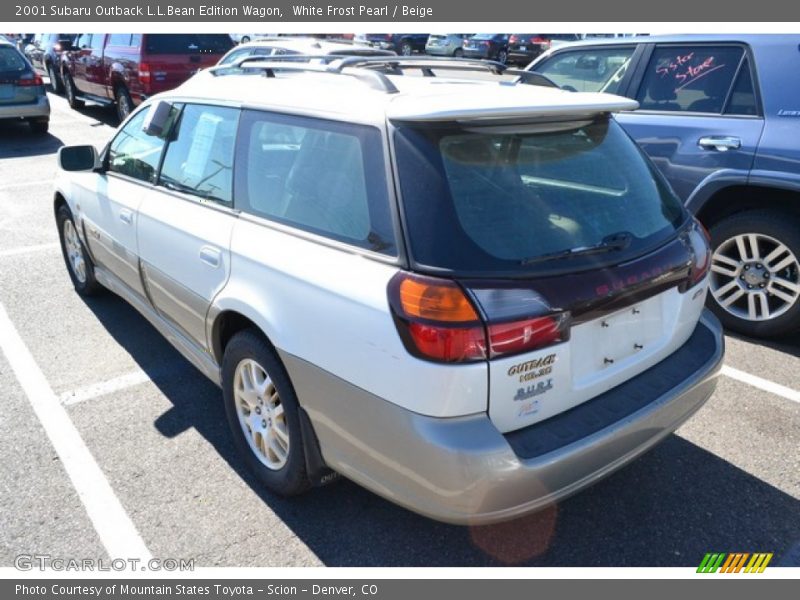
(210, 58, 400, 93)
(209, 55, 559, 94)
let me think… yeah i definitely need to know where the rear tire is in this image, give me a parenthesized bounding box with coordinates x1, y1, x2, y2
(47, 62, 62, 94)
(222, 329, 312, 497)
(497, 49, 508, 64)
(453, 48, 463, 57)
(56, 205, 102, 296)
(707, 210, 800, 338)
(240, 36, 250, 44)
(63, 72, 84, 109)
(399, 41, 414, 56)
(115, 86, 133, 123)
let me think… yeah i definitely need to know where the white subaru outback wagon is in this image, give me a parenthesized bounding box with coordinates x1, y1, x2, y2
(54, 57, 724, 524)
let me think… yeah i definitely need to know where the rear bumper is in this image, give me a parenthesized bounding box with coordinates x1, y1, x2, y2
(425, 46, 456, 56)
(0, 95, 50, 120)
(283, 310, 724, 525)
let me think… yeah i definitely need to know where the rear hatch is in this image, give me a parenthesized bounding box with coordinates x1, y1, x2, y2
(0, 45, 41, 106)
(508, 34, 549, 55)
(141, 34, 233, 94)
(391, 114, 711, 433)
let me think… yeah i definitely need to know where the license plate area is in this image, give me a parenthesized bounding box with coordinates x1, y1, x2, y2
(572, 295, 665, 385)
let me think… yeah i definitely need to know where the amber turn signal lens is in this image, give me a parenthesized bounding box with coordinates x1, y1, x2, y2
(398, 277, 479, 322)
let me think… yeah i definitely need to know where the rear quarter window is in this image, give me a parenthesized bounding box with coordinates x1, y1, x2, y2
(234, 111, 396, 255)
(636, 45, 746, 113)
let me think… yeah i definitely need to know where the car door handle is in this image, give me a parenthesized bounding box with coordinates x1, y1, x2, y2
(119, 209, 133, 225)
(199, 246, 222, 268)
(698, 136, 742, 152)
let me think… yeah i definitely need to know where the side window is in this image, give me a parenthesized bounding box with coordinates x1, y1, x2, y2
(130, 34, 142, 47)
(90, 35, 105, 50)
(158, 104, 240, 205)
(724, 60, 758, 116)
(533, 47, 636, 94)
(107, 108, 167, 183)
(636, 45, 744, 113)
(235, 111, 396, 254)
(109, 34, 132, 47)
(76, 34, 92, 49)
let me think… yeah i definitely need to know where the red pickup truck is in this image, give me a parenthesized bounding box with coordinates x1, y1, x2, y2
(60, 33, 233, 122)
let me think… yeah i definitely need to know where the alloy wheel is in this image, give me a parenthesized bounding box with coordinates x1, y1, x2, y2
(233, 358, 290, 470)
(62, 219, 87, 284)
(710, 232, 800, 322)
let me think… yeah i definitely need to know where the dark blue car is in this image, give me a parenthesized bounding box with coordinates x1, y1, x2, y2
(529, 34, 800, 339)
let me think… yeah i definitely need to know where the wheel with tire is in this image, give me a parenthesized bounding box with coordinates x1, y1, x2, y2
(63, 72, 84, 109)
(497, 49, 508, 64)
(707, 210, 800, 338)
(47, 62, 62, 94)
(222, 329, 311, 496)
(115, 86, 133, 123)
(453, 48, 463, 57)
(56, 205, 102, 296)
(28, 119, 49, 134)
(240, 36, 250, 44)
(399, 40, 414, 56)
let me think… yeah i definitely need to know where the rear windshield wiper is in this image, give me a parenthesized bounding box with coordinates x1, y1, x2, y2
(520, 232, 632, 266)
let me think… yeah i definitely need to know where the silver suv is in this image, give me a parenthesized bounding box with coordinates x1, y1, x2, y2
(54, 57, 724, 524)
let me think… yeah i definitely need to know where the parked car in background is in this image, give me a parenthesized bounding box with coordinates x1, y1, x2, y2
(217, 38, 394, 66)
(230, 34, 281, 44)
(60, 33, 233, 122)
(356, 34, 429, 55)
(462, 34, 510, 63)
(0, 38, 50, 133)
(507, 34, 580, 65)
(529, 34, 800, 338)
(23, 33, 76, 93)
(53, 57, 722, 524)
(425, 34, 472, 57)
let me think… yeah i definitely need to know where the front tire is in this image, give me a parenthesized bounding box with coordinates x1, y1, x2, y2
(56, 205, 102, 296)
(222, 329, 311, 496)
(497, 49, 508, 64)
(707, 210, 800, 338)
(399, 41, 414, 56)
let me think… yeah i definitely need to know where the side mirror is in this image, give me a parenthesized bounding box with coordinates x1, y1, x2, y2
(58, 145, 99, 172)
(142, 100, 174, 137)
(56, 38, 73, 51)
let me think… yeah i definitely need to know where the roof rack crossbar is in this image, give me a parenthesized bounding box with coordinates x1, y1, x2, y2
(210, 59, 399, 93)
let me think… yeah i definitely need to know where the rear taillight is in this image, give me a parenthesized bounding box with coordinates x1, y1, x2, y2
(388, 273, 569, 363)
(487, 314, 568, 358)
(385, 34, 393, 41)
(509, 35, 518, 44)
(687, 219, 712, 287)
(16, 73, 44, 86)
(531, 36, 550, 48)
(139, 62, 151, 87)
(481, 41, 490, 47)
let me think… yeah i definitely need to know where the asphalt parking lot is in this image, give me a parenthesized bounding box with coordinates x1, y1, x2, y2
(0, 91, 798, 569)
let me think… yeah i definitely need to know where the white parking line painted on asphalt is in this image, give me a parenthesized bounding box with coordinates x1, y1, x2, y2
(722, 365, 800, 404)
(0, 180, 54, 191)
(0, 302, 152, 561)
(0, 243, 59, 258)
(60, 370, 151, 406)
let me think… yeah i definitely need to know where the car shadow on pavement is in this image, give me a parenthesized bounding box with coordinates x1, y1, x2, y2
(0, 120, 64, 159)
(726, 330, 800, 359)
(80, 292, 800, 567)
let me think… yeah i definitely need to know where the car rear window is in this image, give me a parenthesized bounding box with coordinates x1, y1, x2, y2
(394, 118, 687, 276)
(144, 34, 233, 55)
(0, 47, 27, 72)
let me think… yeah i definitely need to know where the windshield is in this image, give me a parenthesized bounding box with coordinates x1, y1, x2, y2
(393, 118, 687, 276)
